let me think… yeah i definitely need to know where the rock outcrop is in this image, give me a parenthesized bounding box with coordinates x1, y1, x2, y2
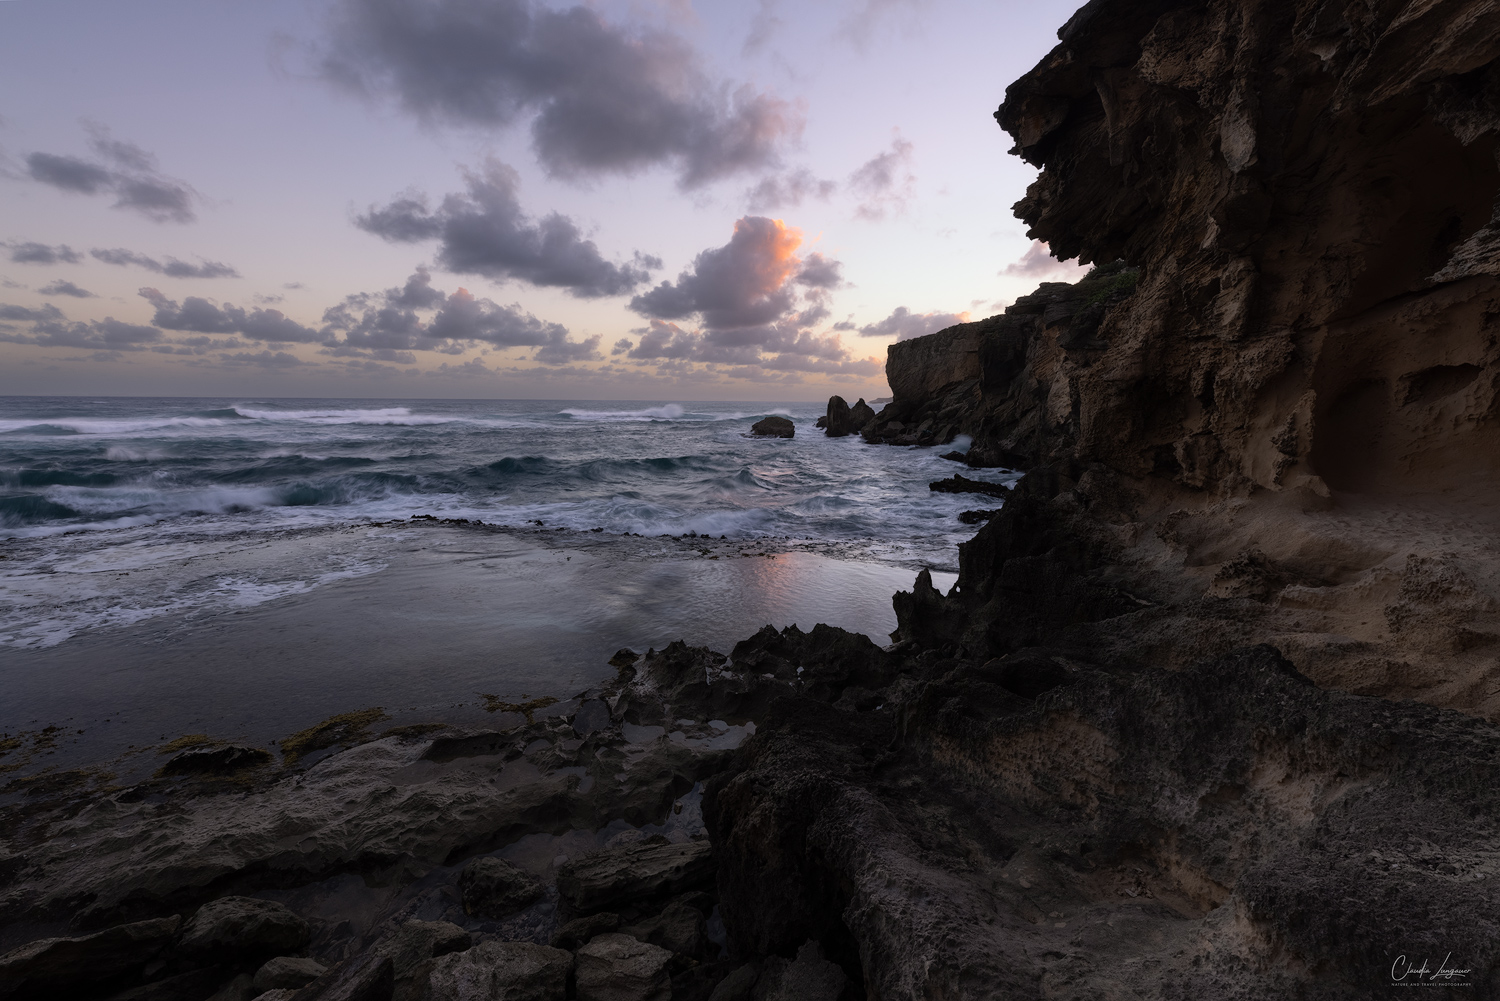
(821, 396, 877, 437)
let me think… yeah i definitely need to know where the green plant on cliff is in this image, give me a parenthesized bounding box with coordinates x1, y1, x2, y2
(1078, 261, 1141, 305)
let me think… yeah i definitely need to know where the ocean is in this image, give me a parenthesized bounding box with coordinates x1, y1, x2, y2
(0, 397, 1014, 774)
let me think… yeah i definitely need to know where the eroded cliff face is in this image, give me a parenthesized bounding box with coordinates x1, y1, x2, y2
(1000, 0, 1500, 499)
(871, 0, 1500, 723)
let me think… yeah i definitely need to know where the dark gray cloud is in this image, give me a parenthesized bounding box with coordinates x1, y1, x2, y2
(849, 137, 914, 220)
(357, 162, 657, 297)
(622, 217, 874, 376)
(139, 288, 322, 343)
(320, 0, 798, 188)
(0, 303, 161, 351)
(39, 279, 95, 298)
(322, 269, 601, 363)
(24, 128, 197, 223)
(857, 305, 968, 341)
(93, 248, 240, 279)
(7, 242, 84, 265)
(745, 168, 836, 212)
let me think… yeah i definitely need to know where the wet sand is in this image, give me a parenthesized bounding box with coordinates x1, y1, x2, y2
(1, 521, 951, 777)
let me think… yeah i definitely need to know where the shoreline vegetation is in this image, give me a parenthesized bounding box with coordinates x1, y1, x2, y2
(9, 0, 1500, 997)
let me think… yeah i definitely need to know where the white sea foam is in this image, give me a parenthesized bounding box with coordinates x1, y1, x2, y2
(559, 404, 687, 421)
(0, 416, 227, 435)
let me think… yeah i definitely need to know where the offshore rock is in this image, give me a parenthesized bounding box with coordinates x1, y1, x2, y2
(822, 396, 876, 437)
(747, 416, 794, 438)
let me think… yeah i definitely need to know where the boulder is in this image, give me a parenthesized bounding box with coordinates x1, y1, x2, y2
(253, 957, 327, 993)
(252, 992, 299, 1001)
(457, 856, 545, 918)
(287, 953, 393, 1001)
(205, 973, 255, 1001)
(0, 916, 182, 1000)
(704, 964, 759, 1001)
(104, 967, 228, 1001)
(927, 474, 1010, 498)
(549, 912, 620, 951)
(574, 934, 672, 1001)
(426, 941, 570, 1001)
(556, 841, 716, 915)
(371, 919, 472, 989)
(179, 897, 310, 962)
(572, 700, 611, 737)
(747, 416, 794, 438)
(620, 900, 709, 959)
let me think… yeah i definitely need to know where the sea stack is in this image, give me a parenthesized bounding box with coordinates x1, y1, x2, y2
(822, 395, 876, 437)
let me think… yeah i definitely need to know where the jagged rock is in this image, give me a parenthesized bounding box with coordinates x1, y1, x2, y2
(574, 934, 672, 1001)
(928, 473, 1010, 498)
(572, 700, 611, 736)
(556, 841, 716, 916)
(750, 942, 845, 1001)
(549, 912, 620, 950)
(704, 964, 758, 1001)
(158, 744, 274, 777)
(205, 973, 255, 1001)
(707, 645, 1500, 996)
(288, 953, 392, 1001)
(371, 920, 471, 995)
(104, 967, 228, 1001)
(0, 915, 181, 1001)
(620, 899, 710, 959)
(457, 856, 544, 918)
(956, 508, 998, 524)
(426, 941, 569, 1001)
(252, 992, 298, 1001)
(730, 623, 897, 704)
(824, 396, 878, 437)
(747, 416, 794, 438)
(253, 957, 328, 993)
(179, 897, 310, 962)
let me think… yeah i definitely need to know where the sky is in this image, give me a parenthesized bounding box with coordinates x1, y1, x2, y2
(0, 0, 1089, 401)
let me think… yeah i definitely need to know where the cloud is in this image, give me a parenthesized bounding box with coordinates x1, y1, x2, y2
(319, 0, 799, 188)
(743, 0, 782, 54)
(849, 136, 914, 220)
(857, 305, 969, 341)
(1001, 240, 1089, 280)
(140, 288, 322, 342)
(221, 350, 304, 368)
(39, 279, 95, 298)
(92, 248, 240, 279)
(0, 303, 162, 350)
(322, 268, 601, 363)
(745, 168, 836, 212)
(7, 242, 83, 265)
(357, 161, 656, 297)
(23, 126, 198, 223)
(623, 216, 875, 377)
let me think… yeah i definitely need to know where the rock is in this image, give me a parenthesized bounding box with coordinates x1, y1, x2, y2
(556, 841, 716, 916)
(426, 941, 569, 1001)
(0, 915, 181, 1000)
(252, 992, 299, 1001)
(822, 396, 877, 438)
(288, 953, 392, 1001)
(927, 474, 1009, 498)
(158, 744, 273, 777)
(747, 416, 793, 438)
(179, 897, 310, 962)
(104, 967, 228, 1001)
(705, 964, 758, 1001)
(457, 856, 545, 918)
(549, 912, 620, 950)
(620, 899, 709, 959)
(751, 942, 845, 1001)
(956, 508, 998, 524)
(574, 934, 672, 1001)
(572, 700, 611, 737)
(668, 960, 735, 1001)
(205, 973, 256, 1001)
(608, 648, 639, 668)
(372, 920, 472, 987)
(253, 957, 328, 993)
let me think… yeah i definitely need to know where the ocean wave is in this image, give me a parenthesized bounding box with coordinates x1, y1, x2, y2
(231, 406, 460, 426)
(559, 404, 687, 421)
(0, 416, 228, 435)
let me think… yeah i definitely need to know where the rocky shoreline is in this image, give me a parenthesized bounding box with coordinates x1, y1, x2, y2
(10, 0, 1500, 996)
